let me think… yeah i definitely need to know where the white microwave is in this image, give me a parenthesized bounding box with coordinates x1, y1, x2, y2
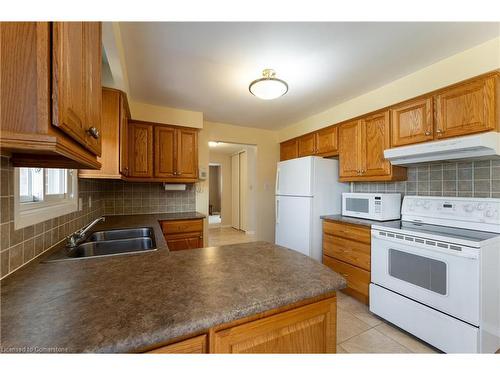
(342, 193, 401, 221)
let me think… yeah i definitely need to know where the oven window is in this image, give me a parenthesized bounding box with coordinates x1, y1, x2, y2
(388, 249, 447, 295)
(346, 198, 369, 213)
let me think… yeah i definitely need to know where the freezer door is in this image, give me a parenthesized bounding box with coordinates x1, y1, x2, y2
(275, 195, 312, 257)
(276, 157, 313, 196)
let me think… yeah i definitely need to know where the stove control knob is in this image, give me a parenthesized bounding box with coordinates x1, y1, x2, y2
(476, 203, 485, 211)
(423, 201, 431, 209)
(416, 201, 422, 207)
(464, 204, 474, 213)
(485, 210, 494, 218)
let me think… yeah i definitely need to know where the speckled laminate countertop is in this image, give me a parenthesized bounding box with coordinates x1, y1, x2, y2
(321, 214, 401, 228)
(0, 214, 345, 353)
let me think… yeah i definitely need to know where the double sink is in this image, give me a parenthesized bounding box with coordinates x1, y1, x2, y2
(46, 227, 157, 262)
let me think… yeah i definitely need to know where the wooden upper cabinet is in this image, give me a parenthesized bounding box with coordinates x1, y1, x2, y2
(298, 133, 316, 157)
(83, 22, 102, 156)
(338, 112, 406, 182)
(390, 97, 434, 147)
(128, 121, 153, 178)
(52, 22, 102, 156)
(435, 76, 498, 139)
(154, 126, 176, 178)
(0, 22, 100, 169)
(177, 128, 198, 178)
(79, 88, 122, 179)
(338, 120, 362, 178)
(315, 126, 338, 156)
(280, 139, 299, 161)
(362, 111, 391, 177)
(119, 93, 130, 176)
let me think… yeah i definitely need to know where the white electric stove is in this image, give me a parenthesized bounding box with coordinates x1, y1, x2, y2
(370, 196, 500, 353)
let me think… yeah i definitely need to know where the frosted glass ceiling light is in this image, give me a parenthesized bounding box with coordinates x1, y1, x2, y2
(249, 69, 288, 100)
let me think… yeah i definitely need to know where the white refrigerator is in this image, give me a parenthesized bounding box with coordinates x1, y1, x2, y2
(275, 156, 349, 261)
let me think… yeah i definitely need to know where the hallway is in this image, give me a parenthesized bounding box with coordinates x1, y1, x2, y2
(208, 227, 256, 247)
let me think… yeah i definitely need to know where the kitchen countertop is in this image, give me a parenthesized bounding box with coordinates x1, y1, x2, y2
(321, 214, 401, 228)
(0, 214, 345, 353)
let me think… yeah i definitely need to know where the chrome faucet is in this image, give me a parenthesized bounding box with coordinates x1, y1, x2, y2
(67, 216, 105, 248)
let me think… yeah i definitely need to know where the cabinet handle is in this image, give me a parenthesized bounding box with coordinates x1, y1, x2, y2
(425, 131, 431, 136)
(199, 236, 203, 239)
(356, 169, 361, 175)
(436, 129, 443, 134)
(87, 127, 100, 139)
(361, 169, 366, 174)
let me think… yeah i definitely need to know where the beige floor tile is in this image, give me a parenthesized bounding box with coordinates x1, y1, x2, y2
(208, 227, 256, 247)
(340, 328, 411, 353)
(337, 307, 372, 343)
(375, 323, 439, 353)
(336, 291, 383, 327)
(336, 345, 348, 353)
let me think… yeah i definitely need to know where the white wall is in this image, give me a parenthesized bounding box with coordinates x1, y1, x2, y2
(278, 36, 500, 141)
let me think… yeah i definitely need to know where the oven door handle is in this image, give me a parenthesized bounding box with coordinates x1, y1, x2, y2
(371, 233, 479, 260)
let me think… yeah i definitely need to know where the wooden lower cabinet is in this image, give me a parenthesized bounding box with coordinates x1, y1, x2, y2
(212, 297, 336, 353)
(161, 218, 204, 251)
(145, 296, 337, 354)
(148, 335, 207, 354)
(322, 220, 371, 304)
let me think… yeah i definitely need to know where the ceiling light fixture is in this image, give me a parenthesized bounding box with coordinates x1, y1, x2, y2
(208, 141, 219, 148)
(249, 69, 288, 100)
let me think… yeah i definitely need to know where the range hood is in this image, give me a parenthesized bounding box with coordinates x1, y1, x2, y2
(384, 132, 500, 165)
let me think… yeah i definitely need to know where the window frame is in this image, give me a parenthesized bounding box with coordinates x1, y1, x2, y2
(14, 168, 79, 230)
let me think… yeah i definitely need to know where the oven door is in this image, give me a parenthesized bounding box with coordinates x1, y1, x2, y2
(371, 230, 480, 326)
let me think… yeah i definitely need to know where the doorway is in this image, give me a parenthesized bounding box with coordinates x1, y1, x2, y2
(208, 141, 257, 246)
(208, 164, 222, 226)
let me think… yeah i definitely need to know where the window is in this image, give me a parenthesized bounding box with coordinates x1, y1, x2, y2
(14, 168, 78, 229)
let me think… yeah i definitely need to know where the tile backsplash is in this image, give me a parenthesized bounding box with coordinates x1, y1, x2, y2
(352, 159, 500, 198)
(0, 156, 196, 279)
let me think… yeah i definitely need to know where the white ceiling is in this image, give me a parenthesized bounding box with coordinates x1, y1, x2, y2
(119, 22, 500, 130)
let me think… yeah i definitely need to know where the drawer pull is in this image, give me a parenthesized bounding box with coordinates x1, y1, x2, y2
(87, 126, 100, 139)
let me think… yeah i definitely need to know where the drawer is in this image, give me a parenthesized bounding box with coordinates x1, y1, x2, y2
(323, 234, 370, 271)
(161, 219, 203, 234)
(323, 256, 370, 303)
(323, 220, 370, 244)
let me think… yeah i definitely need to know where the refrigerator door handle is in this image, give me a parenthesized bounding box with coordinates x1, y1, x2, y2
(276, 198, 280, 224)
(275, 168, 280, 194)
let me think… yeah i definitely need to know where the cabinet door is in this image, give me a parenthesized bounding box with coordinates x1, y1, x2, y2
(176, 128, 198, 178)
(297, 133, 316, 157)
(361, 111, 391, 177)
(83, 22, 102, 156)
(390, 97, 433, 147)
(213, 297, 336, 353)
(128, 122, 153, 178)
(338, 120, 361, 178)
(323, 256, 370, 305)
(315, 126, 338, 156)
(280, 139, 298, 161)
(119, 94, 129, 176)
(52, 22, 88, 149)
(435, 76, 497, 139)
(154, 126, 176, 178)
(165, 233, 203, 251)
(148, 335, 207, 354)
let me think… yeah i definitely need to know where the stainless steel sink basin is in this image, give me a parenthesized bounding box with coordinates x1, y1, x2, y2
(45, 227, 157, 262)
(67, 237, 156, 259)
(87, 227, 154, 242)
